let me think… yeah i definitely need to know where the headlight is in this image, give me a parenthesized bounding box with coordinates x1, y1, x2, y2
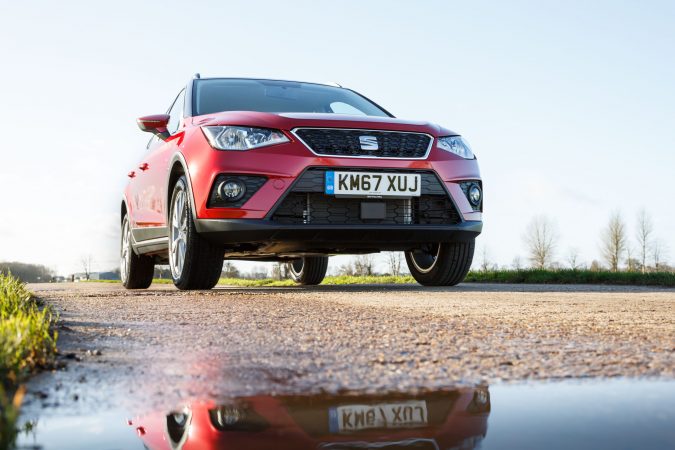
(437, 136, 474, 159)
(202, 126, 289, 150)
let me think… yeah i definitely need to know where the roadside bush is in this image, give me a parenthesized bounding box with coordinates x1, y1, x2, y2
(0, 273, 57, 449)
(465, 269, 675, 287)
(0, 274, 57, 376)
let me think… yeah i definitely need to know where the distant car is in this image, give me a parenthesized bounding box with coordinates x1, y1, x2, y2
(121, 76, 482, 290)
(130, 387, 490, 449)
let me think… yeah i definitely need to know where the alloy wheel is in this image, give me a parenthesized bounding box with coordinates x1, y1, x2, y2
(289, 259, 304, 277)
(120, 218, 131, 284)
(409, 243, 441, 273)
(170, 190, 188, 279)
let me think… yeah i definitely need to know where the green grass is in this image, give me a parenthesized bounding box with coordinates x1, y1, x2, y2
(0, 273, 57, 449)
(465, 269, 675, 287)
(87, 270, 674, 287)
(216, 274, 417, 287)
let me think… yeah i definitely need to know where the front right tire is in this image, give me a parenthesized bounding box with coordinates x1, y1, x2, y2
(405, 240, 475, 286)
(169, 176, 224, 290)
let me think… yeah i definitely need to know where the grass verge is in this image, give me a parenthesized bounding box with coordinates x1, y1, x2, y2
(216, 275, 418, 287)
(0, 273, 57, 449)
(85, 269, 674, 287)
(465, 269, 675, 287)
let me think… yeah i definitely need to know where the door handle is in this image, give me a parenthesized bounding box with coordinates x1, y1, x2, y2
(139, 163, 150, 171)
(127, 171, 136, 178)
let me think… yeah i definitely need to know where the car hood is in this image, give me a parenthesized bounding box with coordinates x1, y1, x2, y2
(191, 111, 457, 137)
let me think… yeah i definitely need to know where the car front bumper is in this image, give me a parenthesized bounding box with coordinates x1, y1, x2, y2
(195, 218, 482, 254)
(181, 128, 483, 223)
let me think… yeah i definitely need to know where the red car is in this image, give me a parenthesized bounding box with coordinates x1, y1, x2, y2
(121, 76, 482, 290)
(130, 387, 490, 449)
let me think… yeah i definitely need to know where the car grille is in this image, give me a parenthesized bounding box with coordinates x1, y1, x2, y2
(293, 128, 433, 159)
(270, 169, 461, 225)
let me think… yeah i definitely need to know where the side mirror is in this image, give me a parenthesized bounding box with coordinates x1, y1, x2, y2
(137, 114, 170, 140)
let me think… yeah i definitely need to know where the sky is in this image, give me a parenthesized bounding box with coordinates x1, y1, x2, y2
(0, 0, 673, 275)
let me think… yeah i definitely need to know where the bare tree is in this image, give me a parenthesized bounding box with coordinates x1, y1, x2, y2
(523, 215, 558, 269)
(601, 211, 627, 272)
(386, 252, 402, 276)
(636, 209, 653, 273)
(353, 254, 375, 276)
(625, 245, 637, 272)
(511, 255, 523, 271)
(566, 247, 581, 270)
(222, 262, 240, 278)
(248, 265, 268, 279)
(479, 245, 491, 273)
(271, 262, 290, 280)
(338, 260, 356, 276)
(80, 254, 93, 280)
(651, 238, 668, 270)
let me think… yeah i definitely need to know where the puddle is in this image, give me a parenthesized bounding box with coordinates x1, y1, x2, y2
(14, 379, 675, 449)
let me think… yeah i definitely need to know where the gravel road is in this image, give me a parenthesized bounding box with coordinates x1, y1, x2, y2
(24, 282, 674, 414)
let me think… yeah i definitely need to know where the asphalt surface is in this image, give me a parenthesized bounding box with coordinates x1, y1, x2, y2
(23, 282, 675, 415)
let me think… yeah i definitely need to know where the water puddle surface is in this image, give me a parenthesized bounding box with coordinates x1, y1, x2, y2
(15, 379, 675, 450)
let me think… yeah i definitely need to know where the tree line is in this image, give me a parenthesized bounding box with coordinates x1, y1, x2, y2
(520, 208, 670, 272)
(0, 262, 55, 283)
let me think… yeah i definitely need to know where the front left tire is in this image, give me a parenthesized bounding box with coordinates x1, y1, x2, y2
(405, 240, 475, 286)
(287, 256, 329, 285)
(169, 176, 224, 290)
(121, 214, 154, 289)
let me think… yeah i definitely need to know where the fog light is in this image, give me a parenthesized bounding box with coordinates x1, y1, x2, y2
(214, 405, 244, 426)
(468, 184, 482, 206)
(218, 179, 246, 202)
(474, 388, 489, 406)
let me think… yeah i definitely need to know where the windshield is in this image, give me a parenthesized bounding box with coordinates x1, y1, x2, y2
(193, 79, 390, 117)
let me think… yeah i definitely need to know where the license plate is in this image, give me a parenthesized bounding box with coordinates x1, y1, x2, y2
(325, 171, 421, 198)
(328, 400, 428, 433)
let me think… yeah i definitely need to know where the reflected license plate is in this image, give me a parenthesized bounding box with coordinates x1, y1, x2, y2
(325, 171, 421, 198)
(328, 400, 428, 433)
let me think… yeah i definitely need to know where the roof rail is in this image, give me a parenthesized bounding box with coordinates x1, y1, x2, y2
(193, 73, 201, 79)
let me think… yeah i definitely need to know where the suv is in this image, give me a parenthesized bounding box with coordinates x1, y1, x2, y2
(121, 76, 482, 290)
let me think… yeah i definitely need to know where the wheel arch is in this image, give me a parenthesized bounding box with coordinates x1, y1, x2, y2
(121, 197, 128, 224)
(167, 153, 198, 222)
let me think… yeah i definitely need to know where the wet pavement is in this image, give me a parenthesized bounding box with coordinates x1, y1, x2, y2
(15, 380, 675, 449)
(12, 282, 675, 448)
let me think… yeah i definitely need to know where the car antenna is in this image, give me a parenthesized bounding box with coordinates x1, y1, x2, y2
(193, 73, 201, 79)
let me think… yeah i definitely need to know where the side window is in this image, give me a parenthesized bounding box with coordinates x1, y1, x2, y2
(167, 90, 186, 135)
(146, 135, 159, 149)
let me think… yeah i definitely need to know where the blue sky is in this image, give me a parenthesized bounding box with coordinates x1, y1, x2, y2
(0, 0, 673, 275)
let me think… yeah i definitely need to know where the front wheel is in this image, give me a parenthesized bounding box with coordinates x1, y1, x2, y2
(287, 256, 329, 285)
(405, 240, 475, 286)
(169, 176, 224, 290)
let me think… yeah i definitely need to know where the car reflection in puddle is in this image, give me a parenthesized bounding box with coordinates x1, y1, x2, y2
(129, 386, 490, 450)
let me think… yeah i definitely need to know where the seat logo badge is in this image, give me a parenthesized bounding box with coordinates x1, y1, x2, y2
(359, 135, 379, 151)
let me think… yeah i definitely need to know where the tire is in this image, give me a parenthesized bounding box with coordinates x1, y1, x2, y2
(287, 256, 329, 285)
(169, 176, 224, 290)
(121, 214, 154, 289)
(405, 240, 475, 286)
